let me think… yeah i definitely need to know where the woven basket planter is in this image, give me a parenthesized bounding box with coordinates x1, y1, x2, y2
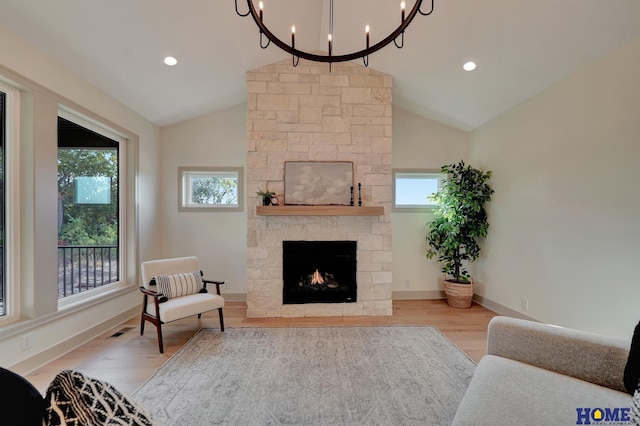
(443, 279, 474, 309)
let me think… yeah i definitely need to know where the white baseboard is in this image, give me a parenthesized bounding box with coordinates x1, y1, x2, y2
(11, 306, 139, 376)
(472, 294, 537, 321)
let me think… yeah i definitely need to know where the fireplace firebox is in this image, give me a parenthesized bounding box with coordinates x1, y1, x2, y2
(283, 241, 357, 304)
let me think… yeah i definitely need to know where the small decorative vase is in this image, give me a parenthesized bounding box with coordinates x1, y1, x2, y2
(262, 196, 271, 206)
(443, 279, 474, 309)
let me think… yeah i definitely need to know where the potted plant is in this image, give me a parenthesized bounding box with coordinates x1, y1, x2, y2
(256, 188, 276, 206)
(426, 160, 494, 308)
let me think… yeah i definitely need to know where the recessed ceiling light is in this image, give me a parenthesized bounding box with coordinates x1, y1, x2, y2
(463, 61, 477, 71)
(164, 56, 178, 66)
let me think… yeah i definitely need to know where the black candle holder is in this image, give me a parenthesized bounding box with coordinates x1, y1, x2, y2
(350, 186, 354, 206)
(358, 183, 362, 206)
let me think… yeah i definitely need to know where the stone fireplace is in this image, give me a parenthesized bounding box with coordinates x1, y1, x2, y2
(246, 58, 392, 318)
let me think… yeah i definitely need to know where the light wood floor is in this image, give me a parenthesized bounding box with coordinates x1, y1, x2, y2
(25, 300, 497, 394)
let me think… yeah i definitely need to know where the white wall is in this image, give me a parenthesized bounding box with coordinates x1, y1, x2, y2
(0, 26, 162, 371)
(159, 104, 248, 296)
(471, 35, 640, 339)
(391, 108, 472, 296)
(159, 104, 472, 301)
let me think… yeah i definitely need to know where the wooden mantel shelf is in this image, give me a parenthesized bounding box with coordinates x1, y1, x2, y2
(256, 205, 385, 216)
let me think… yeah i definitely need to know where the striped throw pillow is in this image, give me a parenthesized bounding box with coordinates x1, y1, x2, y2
(154, 270, 202, 299)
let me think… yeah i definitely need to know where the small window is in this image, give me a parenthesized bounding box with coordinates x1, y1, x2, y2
(392, 169, 442, 211)
(179, 167, 244, 212)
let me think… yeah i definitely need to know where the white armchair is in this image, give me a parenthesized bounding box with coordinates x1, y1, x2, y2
(140, 256, 224, 353)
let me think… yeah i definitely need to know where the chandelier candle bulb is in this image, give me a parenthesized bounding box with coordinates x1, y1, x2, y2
(328, 33, 332, 55)
(401, 2, 406, 21)
(365, 25, 370, 48)
(290, 25, 300, 67)
(258, 1, 263, 20)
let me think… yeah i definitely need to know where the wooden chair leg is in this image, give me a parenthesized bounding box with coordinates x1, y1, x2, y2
(140, 294, 149, 336)
(218, 308, 225, 332)
(156, 321, 164, 353)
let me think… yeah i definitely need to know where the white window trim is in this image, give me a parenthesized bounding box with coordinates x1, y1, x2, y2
(57, 107, 129, 310)
(178, 166, 244, 212)
(392, 168, 443, 212)
(0, 80, 21, 326)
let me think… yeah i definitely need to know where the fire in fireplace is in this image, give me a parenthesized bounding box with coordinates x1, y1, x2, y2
(283, 241, 357, 304)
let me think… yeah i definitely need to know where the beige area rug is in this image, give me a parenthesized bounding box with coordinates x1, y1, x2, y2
(133, 327, 476, 425)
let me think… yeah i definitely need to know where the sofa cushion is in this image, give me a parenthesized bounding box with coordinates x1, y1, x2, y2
(45, 369, 157, 426)
(487, 316, 629, 392)
(0, 367, 46, 426)
(154, 270, 202, 300)
(145, 292, 224, 323)
(452, 355, 632, 426)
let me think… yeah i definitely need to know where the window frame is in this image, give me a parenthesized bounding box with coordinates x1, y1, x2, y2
(0, 80, 21, 325)
(178, 166, 244, 212)
(57, 107, 129, 309)
(392, 169, 443, 212)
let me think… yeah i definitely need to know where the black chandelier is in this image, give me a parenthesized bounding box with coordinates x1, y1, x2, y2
(235, 0, 434, 69)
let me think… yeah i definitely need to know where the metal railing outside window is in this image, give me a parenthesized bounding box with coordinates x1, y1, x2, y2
(57, 245, 118, 297)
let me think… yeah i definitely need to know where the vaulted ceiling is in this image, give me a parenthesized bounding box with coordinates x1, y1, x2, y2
(1, 0, 639, 131)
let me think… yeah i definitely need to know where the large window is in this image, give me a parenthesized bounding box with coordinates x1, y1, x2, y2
(392, 169, 443, 211)
(178, 167, 243, 212)
(58, 112, 124, 300)
(0, 91, 5, 316)
(0, 80, 19, 322)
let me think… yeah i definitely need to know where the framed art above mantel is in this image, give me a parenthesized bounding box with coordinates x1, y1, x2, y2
(284, 161, 353, 206)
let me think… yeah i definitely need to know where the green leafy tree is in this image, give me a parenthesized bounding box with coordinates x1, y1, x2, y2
(426, 160, 494, 283)
(191, 177, 237, 205)
(58, 148, 118, 246)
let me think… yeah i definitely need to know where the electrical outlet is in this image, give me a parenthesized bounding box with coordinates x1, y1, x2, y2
(404, 279, 411, 288)
(521, 298, 529, 311)
(223, 281, 231, 290)
(22, 334, 34, 351)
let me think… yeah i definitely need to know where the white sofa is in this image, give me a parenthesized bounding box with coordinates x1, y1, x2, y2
(453, 316, 632, 425)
